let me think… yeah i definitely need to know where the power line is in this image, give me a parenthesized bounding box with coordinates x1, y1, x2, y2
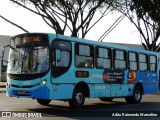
(98, 14, 125, 42)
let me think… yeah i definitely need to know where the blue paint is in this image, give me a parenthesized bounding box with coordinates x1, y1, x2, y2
(5, 33, 159, 103)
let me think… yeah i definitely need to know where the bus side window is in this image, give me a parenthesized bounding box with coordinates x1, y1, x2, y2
(96, 47, 112, 69)
(114, 49, 127, 70)
(139, 54, 148, 71)
(53, 49, 70, 67)
(128, 52, 138, 71)
(75, 43, 94, 68)
(51, 40, 72, 78)
(149, 55, 157, 72)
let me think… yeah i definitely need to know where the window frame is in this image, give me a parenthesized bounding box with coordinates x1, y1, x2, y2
(113, 49, 127, 70)
(51, 39, 72, 78)
(139, 53, 148, 71)
(149, 55, 157, 72)
(95, 46, 112, 69)
(75, 43, 94, 68)
(128, 51, 138, 71)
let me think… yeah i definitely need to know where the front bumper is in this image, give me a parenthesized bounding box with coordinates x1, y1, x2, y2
(6, 85, 50, 99)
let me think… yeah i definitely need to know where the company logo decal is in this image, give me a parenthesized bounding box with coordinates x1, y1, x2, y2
(103, 70, 124, 84)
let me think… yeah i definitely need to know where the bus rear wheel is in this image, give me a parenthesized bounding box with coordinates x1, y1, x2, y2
(37, 99, 51, 106)
(125, 86, 142, 104)
(69, 87, 85, 109)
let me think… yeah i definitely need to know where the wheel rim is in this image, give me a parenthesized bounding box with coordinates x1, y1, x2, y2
(135, 89, 141, 100)
(75, 92, 83, 104)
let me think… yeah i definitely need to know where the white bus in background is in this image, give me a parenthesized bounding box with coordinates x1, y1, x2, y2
(0, 35, 10, 82)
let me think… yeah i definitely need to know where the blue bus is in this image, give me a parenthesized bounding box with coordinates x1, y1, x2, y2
(1, 33, 159, 109)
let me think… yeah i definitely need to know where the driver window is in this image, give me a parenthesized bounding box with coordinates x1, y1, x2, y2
(54, 50, 70, 67)
(51, 40, 72, 78)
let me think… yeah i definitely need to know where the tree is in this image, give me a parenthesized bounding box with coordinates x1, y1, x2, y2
(0, 15, 29, 33)
(130, 0, 160, 51)
(9, 0, 119, 38)
(113, 0, 160, 51)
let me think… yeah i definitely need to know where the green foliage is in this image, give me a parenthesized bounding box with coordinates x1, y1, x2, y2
(129, 0, 160, 51)
(112, 0, 160, 51)
(130, 0, 160, 23)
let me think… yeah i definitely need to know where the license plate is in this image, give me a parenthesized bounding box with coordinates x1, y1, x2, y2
(18, 91, 25, 95)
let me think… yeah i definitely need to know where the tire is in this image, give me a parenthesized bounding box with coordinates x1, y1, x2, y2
(99, 98, 113, 102)
(37, 99, 51, 106)
(125, 86, 142, 104)
(125, 96, 133, 104)
(69, 87, 85, 109)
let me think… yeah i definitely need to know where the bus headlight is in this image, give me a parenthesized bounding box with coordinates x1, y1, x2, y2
(42, 80, 46, 85)
(33, 80, 47, 89)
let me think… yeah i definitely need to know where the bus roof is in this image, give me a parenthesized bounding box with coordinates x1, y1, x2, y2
(11, 33, 158, 55)
(56, 33, 158, 55)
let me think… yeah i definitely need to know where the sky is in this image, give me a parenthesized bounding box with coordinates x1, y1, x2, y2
(0, 0, 142, 44)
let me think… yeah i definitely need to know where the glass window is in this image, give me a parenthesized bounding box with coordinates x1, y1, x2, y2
(129, 52, 138, 70)
(115, 50, 124, 60)
(139, 54, 147, 62)
(56, 51, 70, 67)
(139, 54, 148, 71)
(150, 64, 156, 71)
(114, 50, 126, 70)
(79, 45, 90, 56)
(129, 52, 136, 61)
(115, 60, 126, 69)
(52, 40, 72, 77)
(75, 43, 94, 68)
(96, 47, 111, 69)
(7, 45, 49, 74)
(97, 58, 111, 69)
(149, 55, 157, 72)
(130, 62, 138, 70)
(99, 48, 109, 58)
(139, 63, 147, 71)
(150, 56, 156, 63)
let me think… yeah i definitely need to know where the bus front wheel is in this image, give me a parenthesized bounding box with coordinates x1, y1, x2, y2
(69, 87, 85, 109)
(37, 99, 51, 106)
(125, 86, 142, 104)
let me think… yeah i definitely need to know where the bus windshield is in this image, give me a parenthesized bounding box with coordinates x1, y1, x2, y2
(7, 45, 49, 74)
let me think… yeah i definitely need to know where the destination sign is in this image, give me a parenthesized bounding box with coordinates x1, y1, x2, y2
(10, 34, 49, 45)
(15, 36, 41, 44)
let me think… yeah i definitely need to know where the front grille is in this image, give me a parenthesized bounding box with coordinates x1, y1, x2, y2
(11, 84, 34, 88)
